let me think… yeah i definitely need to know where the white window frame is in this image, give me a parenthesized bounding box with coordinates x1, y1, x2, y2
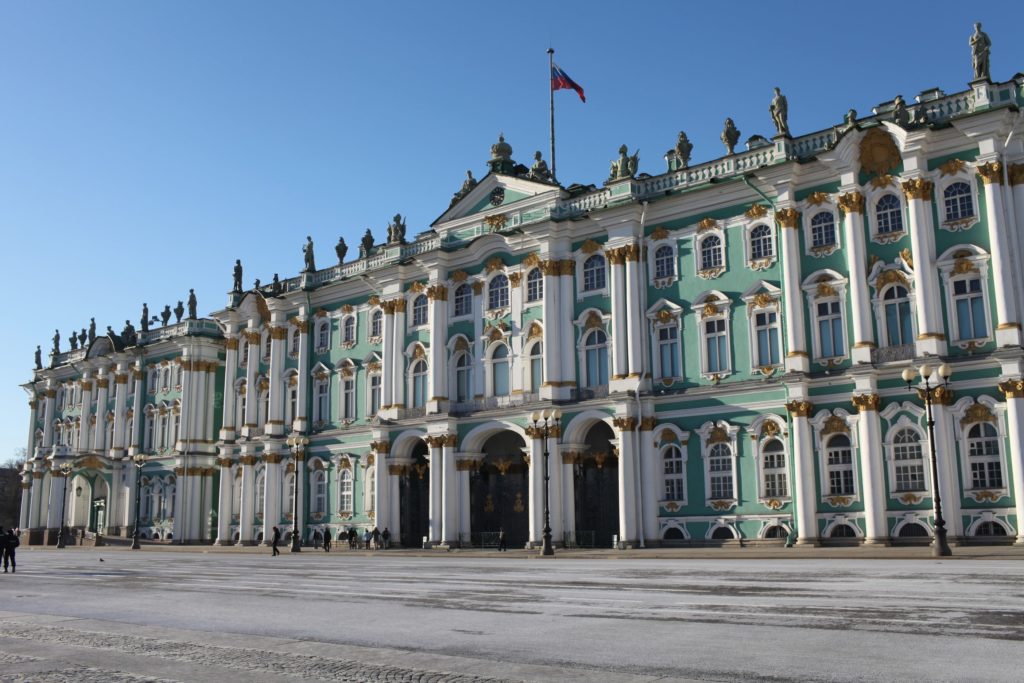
(367, 372, 381, 417)
(869, 191, 907, 244)
(451, 283, 474, 318)
(746, 222, 776, 270)
(935, 167, 980, 232)
(801, 195, 840, 257)
(364, 465, 376, 514)
(369, 309, 383, 341)
(661, 442, 687, 504)
(749, 415, 790, 505)
(691, 292, 732, 380)
(646, 232, 679, 288)
(310, 469, 327, 515)
(802, 271, 849, 366)
(484, 341, 512, 398)
(486, 273, 510, 312)
(524, 267, 544, 305)
(575, 311, 610, 389)
(524, 339, 543, 393)
(951, 396, 1008, 498)
(694, 228, 725, 279)
(759, 437, 790, 501)
(410, 294, 428, 328)
(696, 420, 739, 507)
(341, 315, 357, 347)
(937, 245, 993, 349)
(576, 252, 608, 298)
(811, 410, 860, 504)
(314, 319, 331, 353)
(741, 284, 783, 372)
(312, 371, 330, 426)
(338, 468, 353, 513)
(867, 261, 918, 350)
(407, 356, 428, 409)
(884, 421, 929, 496)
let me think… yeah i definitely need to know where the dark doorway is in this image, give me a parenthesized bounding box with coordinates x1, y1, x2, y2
(574, 421, 619, 548)
(399, 440, 429, 547)
(470, 431, 529, 548)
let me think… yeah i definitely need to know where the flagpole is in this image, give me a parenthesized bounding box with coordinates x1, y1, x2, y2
(547, 47, 557, 184)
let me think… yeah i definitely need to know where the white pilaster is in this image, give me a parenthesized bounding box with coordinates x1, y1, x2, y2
(614, 420, 639, 547)
(220, 334, 239, 441)
(527, 433, 543, 546)
(1000, 381, 1024, 545)
(840, 193, 875, 363)
(624, 245, 645, 381)
(930, 399, 963, 539)
(852, 388, 887, 543)
(92, 370, 110, 452)
(978, 167, 1022, 346)
(427, 439, 442, 544)
(241, 330, 259, 438)
(78, 375, 93, 453)
(638, 422, 659, 544)
(214, 453, 233, 545)
(42, 384, 56, 448)
(111, 368, 129, 454)
(903, 179, 946, 356)
(787, 399, 818, 544)
(266, 322, 287, 436)
(609, 251, 629, 384)
(262, 451, 282, 544)
(392, 303, 406, 411)
(238, 450, 256, 544)
(540, 262, 561, 400)
(441, 437, 458, 545)
(558, 262, 577, 395)
(427, 285, 448, 412)
(18, 474, 31, 530)
(777, 209, 810, 372)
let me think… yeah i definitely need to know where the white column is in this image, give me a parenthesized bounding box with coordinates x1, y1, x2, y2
(92, 372, 110, 451)
(787, 401, 818, 544)
(427, 286, 448, 412)
(458, 466, 471, 545)
(241, 331, 259, 437)
(28, 469, 44, 529)
(389, 462, 402, 544)
(19, 474, 31, 530)
(267, 324, 287, 436)
(1009, 167, 1024, 325)
(172, 462, 186, 541)
(978, 165, 1022, 346)
(42, 384, 56, 448)
(214, 454, 233, 545)
(373, 450, 387, 532)
(777, 209, 810, 372)
(561, 449, 576, 543)
(262, 451, 282, 544)
(558, 261, 577, 392)
(111, 369, 129, 454)
(609, 250, 629, 382)
(853, 393, 887, 543)
(614, 419, 639, 547)
(427, 438, 443, 544)
(902, 179, 946, 356)
(46, 469, 66, 530)
(238, 453, 256, 544)
(78, 376, 93, 453)
(381, 305, 396, 411)
(392, 302, 406, 409)
(840, 192, 875, 363)
(107, 459, 122, 534)
(999, 380, 1024, 544)
(202, 471, 215, 542)
(638, 421, 659, 544)
(221, 336, 239, 441)
(930, 396, 963, 539)
(441, 436, 458, 545)
(540, 261, 561, 399)
(294, 322, 310, 434)
(624, 245, 645, 379)
(527, 432, 543, 546)
(129, 366, 145, 451)
(295, 449, 307, 542)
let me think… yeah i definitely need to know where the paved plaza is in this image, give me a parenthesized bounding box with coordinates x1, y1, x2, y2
(0, 548, 1021, 682)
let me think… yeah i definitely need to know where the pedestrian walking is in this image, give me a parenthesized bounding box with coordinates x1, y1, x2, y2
(363, 528, 372, 550)
(381, 527, 391, 549)
(0, 527, 9, 573)
(323, 528, 332, 552)
(271, 526, 281, 556)
(348, 527, 356, 549)
(498, 527, 507, 551)
(3, 528, 19, 573)
(372, 527, 380, 550)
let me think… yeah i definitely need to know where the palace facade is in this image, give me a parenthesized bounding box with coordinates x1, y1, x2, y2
(17, 67, 1024, 550)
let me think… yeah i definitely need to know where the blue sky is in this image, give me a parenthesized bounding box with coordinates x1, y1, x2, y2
(1, 1, 1022, 461)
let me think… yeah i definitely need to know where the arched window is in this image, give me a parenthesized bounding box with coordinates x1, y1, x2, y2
(365, 467, 376, 513)
(825, 434, 855, 495)
(410, 360, 428, 408)
(453, 284, 473, 316)
(254, 471, 266, 517)
(343, 316, 355, 343)
(967, 422, 1003, 488)
(144, 411, 155, 451)
(892, 428, 925, 492)
(257, 390, 269, 429)
(708, 443, 733, 500)
(316, 321, 330, 350)
(882, 285, 914, 346)
(140, 484, 152, 520)
(654, 245, 675, 279)
(370, 310, 382, 338)
(289, 328, 300, 355)
(875, 194, 904, 234)
(943, 182, 974, 221)
(582, 329, 609, 388)
(526, 268, 543, 302)
(411, 294, 428, 326)
(582, 255, 606, 292)
(753, 308, 780, 367)
(235, 382, 247, 432)
(711, 526, 735, 540)
(56, 386, 65, 411)
(311, 470, 326, 514)
(488, 274, 509, 310)
(527, 342, 543, 392)
(975, 520, 1008, 536)
(339, 469, 353, 512)
(762, 438, 788, 497)
(663, 444, 684, 501)
(749, 225, 773, 260)
(454, 352, 472, 402)
(341, 373, 355, 420)
(700, 235, 723, 271)
(764, 525, 787, 539)
(952, 274, 987, 341)
(810, 212, 836, 248)
(830, 523, 857, 538)
(491, 344, 510, 396)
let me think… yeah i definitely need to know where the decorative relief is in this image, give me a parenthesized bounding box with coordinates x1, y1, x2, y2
(851, 393, 881, 412)
(522, 252, 541, 268)
(976, 161, 1003, 185)
(816, 282, 837, 298)
(901, 178, 934, 201)
(775, 208, 800, 229)
(859, 127, 900, 177)
(695, 217, 717, 233)
(837, 191, 865, 214)
(370, 440, 390, 453)
(751, 292, 777, 309)
(874, 269, 909, 290)
(806, 191, 831, 206)
(508, 272, 522, 287)
(697, 266, 725, 280)
(451, 270, 468, 283)
(898, 493, 922, 504)
(869, 174, 894, 189)
(785, 400, 813, 417)
(745, 204, 769, 219)
(526, 321, 543, 340)
(613, 416, 638, 432)
(485, 257, 506, 273)
(708, 426, 729, 444)
(826, 496, 853, 507)
(426, 285, 448, 301)
(763, 498, 783, 510)
(760, 421, 781, 438)
(580, 239, 601, 255)
(709, 500, 734, 511)
(471, 281, 484, 295)
(952, 256, 979, 275)
(701, 303, 720, 319)
(650, 226, 670, 241)
(408, 281, 426, 294)
(999, 378, 1024, 400)
(938, 158, 967, 177)
(558, 259, 575, 276)
(1009, 164, 1024, 186)
(971, 490, 1004, 503)
(484, 214, 507, 230)
(584, 311, 604, 330)
(749, 258, 772, 271)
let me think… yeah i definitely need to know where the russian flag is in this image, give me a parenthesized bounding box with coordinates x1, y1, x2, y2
(551, 63, 585, 103)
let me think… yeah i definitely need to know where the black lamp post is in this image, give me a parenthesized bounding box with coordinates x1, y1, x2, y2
(131, 453, 146, 550)
(55, 462, 72, 548)
(530, 408, 562, 557)
(902, 362, 953, 557)
(287, 434, 309, 552)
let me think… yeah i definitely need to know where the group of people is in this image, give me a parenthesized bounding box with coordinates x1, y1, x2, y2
(268, 525, 391, 555)
(0, 527, 19, 573)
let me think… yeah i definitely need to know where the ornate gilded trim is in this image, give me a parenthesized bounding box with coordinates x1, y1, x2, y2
(785, 400, 813, 417)
(851, 393, 881, 412)
(837, 191, 865, 214)
(998, 379, 1024, 400)
(901, 178, 934, 201)
(775, 208, 800, 229)
(976, 161, 1003, 185)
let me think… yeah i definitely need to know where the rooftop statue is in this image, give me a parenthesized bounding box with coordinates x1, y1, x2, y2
(841, 108, 858, 132)
(487, 133, 517, 175)
(122, 320, 137, 346)
(335, 236, 348, 265)
(141, 303, 150, 332)
(770, 87, 789, 137)
(52, 329, 60, 354)
(387, 214, 406, 245)
(174, 301, 184, 323)
(892, 95, 910, 128)
(970, 22, 991, 81)
(88, 318, 96, 343)
(233, 259, 243, 292)
(674, 131, 693, 168)
(34, 345, 42, 370)
(272, 273, 281, 295)
(253, 278, 261, 290)
(161, 305, 172, 327)
(359, 229, 375, 258)
(78, 329, 87, 348)
(303, 235, 316, 273)
(187, 289, 197, 320)
(529, 152, 552, 182)
(451, 170, 478, 205)
(721, 118, 740, 155)
(608, 144, 639, 182)
(69, 332, 78, 350)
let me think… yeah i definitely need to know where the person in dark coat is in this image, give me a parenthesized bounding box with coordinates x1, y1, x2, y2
(371, 527, 381, 550)
(348, 527, 357, 549)
(498, 527, 508, 552)
(323, 528, 332, 552)
(2, 528, 18, 572)
(271, 526, 281, 556)
(381, 527, 391, 550)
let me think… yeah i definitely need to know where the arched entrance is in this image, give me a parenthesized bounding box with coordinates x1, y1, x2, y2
(399, 440, 429, 547)
(574, 422, 619, 548)
(470, 431, 529, 548)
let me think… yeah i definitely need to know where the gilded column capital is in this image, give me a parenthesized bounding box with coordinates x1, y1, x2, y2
(775, 208, 801, 229)
(270, 326, 289, 340)
(426, 285, 449, 301)
(613, 416, 638, 432)
(238, 455, 257, 466)
(263, 453, 282, 464)
(558, 259, 575, 276)
(785, 400, 814, 417)
(901, 178, 934, 201)
(370, 440, 391, 454)
(917, 386, 954, 405)
(639, 416, 657, 431)
(837, 191, 865, 214)
(976, 161, 1003, 185)
(217, 458, 233, 468)
(225, 338, 239, 350)
(1008, 164, 1024, 186)
(851, 393, 881, 412)
(998, 378, 1024, 399)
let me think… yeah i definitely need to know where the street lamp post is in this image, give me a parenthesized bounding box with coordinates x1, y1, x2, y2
(286, 434, 309, 553)
(902, 362, 953, 557)
(530, 408, 562, 557)
(131, 453, 146, 550)
(55, 462, 73, 548)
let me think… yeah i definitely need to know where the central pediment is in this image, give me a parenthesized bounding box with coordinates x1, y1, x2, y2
(431, 172, 561, 228)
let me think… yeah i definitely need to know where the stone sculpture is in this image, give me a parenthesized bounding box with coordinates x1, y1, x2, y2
(335, 237, 348, 265)
(174, 301, 184, 323)
(770, 87, 789, 137)
(303, 236, 316, 273)
(88, 318, 96, 343)
(233, 259, 243, 292)
(34, 345, 42, 370)
(187, 290, 197, 319)
(674, 132, 693, 168)
(360, 229, 374, 258)
(69, 332, 78, 350)
(161, 305, 172, 327)
(892, 95, 910, 128)
(608, 145, 639, 181)
(970, 22, 991, 81)
(141, 303, 150, 332)
(451, 170, 478, 205)
(721, 119, 740, 155)
(387, 214, 406, 245)
(78, 329, 87, 348)
(529, 152, 552, 182)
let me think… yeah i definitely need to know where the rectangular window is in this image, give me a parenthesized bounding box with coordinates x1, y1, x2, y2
(754, 311, 780, 366)
(343, 379, 355, 419)
(704, 319, 728, 373)
(827, 449, 854, 495)
(658, 326, 680, 379)
(369, 375, 381, 416)
(817, 301, 844, 358)
(953, 277, 987, 340)
(315, 382, 329, 422)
